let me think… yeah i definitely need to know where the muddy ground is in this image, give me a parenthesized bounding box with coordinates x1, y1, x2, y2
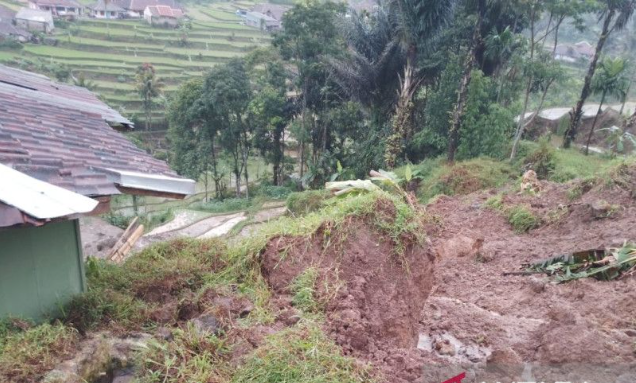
(256, 177, 636, 383)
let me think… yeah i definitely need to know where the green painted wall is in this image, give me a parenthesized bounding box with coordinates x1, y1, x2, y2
(0, 220, 86, 321)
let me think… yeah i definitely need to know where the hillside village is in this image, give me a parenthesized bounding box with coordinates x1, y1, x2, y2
(1, 1, 636, 383)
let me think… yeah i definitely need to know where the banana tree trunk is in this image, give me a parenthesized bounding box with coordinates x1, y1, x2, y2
(563, 9, 615, 148)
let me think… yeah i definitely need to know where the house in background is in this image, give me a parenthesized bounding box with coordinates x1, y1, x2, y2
(28, 0, 83, 19)
(87, 0, 126, 19)
(143, 4, 183, 27)
(0, 4, 32, 41)
(14, 8, 54, 33)
(113, 0, 182, 19)
(0, 64, 195, 321)
(244, 11, 279, 31)
(553, 41, 595, 63)
(250, 3, 289, 22)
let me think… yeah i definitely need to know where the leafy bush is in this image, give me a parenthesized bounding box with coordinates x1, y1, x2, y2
(507, 205, 538, 233)
(286, 190, 330, 216)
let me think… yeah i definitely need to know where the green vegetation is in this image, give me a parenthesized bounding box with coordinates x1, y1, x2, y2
(0, 323, 78, 383)
(414, 158, 516, 203)
(286, 190, 331, 216)
(290, 268, 320, 314)
(506, 205, 539, 234)
(0, 3, 270, 123)
(232, 322, 373, 383)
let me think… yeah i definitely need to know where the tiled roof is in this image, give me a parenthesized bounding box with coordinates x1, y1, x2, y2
(0, 64, 179, 197)
(114, 0, 181, 12)
(0, 4, 15, 21)
(250, 3, 290, 20)
(146, 4, 182, 18)
(32, 0, 82, 8)
(88, 0, 126, 12)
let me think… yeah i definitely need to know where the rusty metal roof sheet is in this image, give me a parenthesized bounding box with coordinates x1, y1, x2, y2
(0, 164, 98, 228)
(0, 64, 189, 198)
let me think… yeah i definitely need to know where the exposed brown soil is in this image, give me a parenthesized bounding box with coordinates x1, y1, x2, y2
(260, 217, 436, 382)
(256, 174, 636, 383)
(416, 177, 636, 382)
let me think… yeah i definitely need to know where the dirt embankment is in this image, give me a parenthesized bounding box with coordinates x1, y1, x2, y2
(260, 214, 436, 382)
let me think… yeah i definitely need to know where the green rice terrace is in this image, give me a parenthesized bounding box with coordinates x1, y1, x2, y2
(0, 0, 271, 124)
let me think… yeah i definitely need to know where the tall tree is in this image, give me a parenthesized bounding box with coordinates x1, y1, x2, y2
(447, 0, 487, 163)
(200, 59, 253, 198)
(584, 56, 629, 154)
(273, 0, 346, 178)
(384, 0, 456, 168)
(249, 56, 294, 186)
(135, 63, 163, 131)
(563, 0, 636, 148)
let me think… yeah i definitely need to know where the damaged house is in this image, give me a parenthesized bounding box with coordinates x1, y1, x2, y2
(0, 65, 195, 321)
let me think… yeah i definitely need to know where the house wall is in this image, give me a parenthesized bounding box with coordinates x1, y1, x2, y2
(0, 219, 86, 321)
(15, 18, 51, 33)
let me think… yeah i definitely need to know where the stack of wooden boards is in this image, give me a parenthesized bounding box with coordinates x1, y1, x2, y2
(108, 217, 144, 263)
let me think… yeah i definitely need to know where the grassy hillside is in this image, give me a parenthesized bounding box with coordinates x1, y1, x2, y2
(0, 0, 271, 125)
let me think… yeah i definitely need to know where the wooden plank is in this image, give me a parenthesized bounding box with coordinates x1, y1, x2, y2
(111, 224, 144, 264)
(107, 216, 139, 260)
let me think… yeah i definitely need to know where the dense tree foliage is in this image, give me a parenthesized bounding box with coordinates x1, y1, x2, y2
(167, 0, 635, 195)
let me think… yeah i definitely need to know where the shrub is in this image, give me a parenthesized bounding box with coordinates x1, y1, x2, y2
(286, 190, 330, 216)
(523, 138, 556, 180)
(507, 205, 538, 233)
(290, 268, 320, 313)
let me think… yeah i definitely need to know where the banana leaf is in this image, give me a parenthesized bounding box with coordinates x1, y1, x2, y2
(517, 243, 636, 283)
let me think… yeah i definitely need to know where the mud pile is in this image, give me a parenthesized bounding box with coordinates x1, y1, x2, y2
(261, 216, 436, 382)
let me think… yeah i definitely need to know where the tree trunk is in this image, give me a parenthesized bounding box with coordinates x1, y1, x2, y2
(447, 0, 485, 163)
(563, 9, 615, 148)
(509, 4, 538, 160)
(384, 45, 418, 168)
(585, 92, 606, 155)
(299, 79, 308, 179)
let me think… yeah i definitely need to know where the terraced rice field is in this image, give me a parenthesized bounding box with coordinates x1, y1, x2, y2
(0, 0, 271, 125)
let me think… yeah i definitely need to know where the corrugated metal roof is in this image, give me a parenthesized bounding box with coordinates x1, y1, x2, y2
(0, 164, 98, 222)
(104, 168, 196, 195)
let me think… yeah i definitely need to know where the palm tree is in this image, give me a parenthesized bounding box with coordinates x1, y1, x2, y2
(329, 4, 404, 120)
(384, 0, 456, 168)
(563, 0, 636, 148)
(135, 63, 164, 131)
(584, 57, 630, 154)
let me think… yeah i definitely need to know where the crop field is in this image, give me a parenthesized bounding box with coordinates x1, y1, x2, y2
(0, 0, 271, 125)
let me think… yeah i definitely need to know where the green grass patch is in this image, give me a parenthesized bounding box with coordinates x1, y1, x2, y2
(506, 205, 539, 234)
(231, 321, 373, 383)
(286, 190, 331, 217)
(290, 268, 320, 314)
(0, 323, 78, 383)
(414, 157, 517, 203)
